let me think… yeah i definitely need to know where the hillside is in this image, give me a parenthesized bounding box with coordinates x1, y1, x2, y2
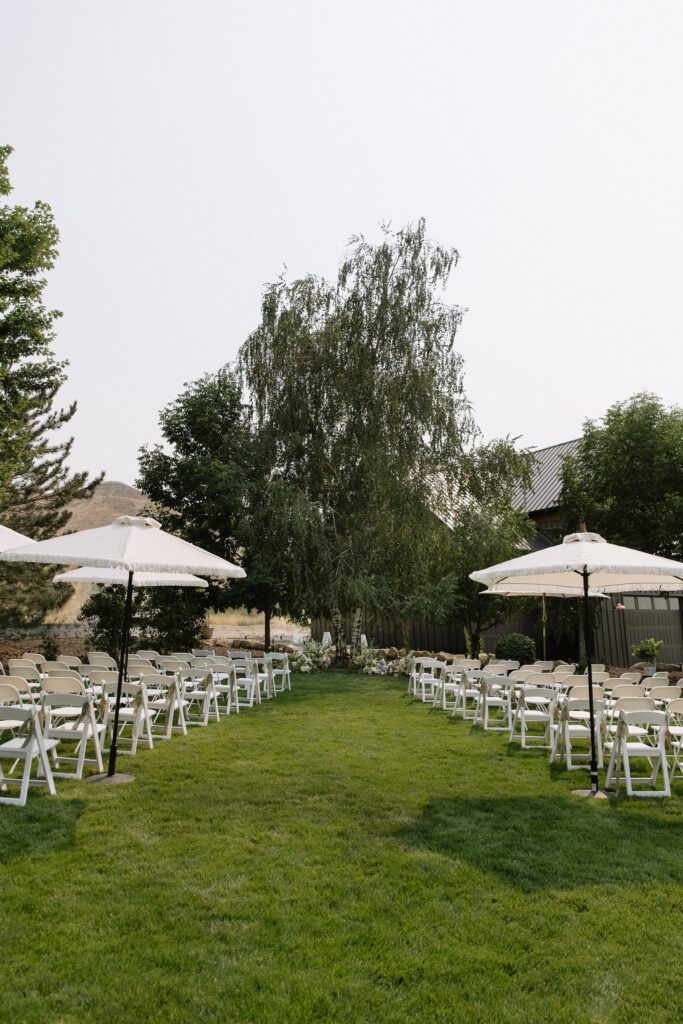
(46, 480, 147, 623)
(66, 479, 147, 532)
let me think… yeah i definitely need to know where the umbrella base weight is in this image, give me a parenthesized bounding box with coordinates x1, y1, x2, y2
(86, 773, 136, 785)
(570, 788, 609, 799)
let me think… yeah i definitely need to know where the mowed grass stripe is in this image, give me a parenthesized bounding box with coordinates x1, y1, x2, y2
(2, 672, 683, 1023)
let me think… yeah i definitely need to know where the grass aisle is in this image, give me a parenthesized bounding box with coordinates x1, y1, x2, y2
(2, 672, 683, 1023)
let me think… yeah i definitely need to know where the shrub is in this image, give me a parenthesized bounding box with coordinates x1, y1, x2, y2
(631, 637, 664, 665)
(41, 632, 60, 662)
(495, 632, 536, 664)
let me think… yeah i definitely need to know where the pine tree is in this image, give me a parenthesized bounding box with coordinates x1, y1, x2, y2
(0, 145, 100, 627)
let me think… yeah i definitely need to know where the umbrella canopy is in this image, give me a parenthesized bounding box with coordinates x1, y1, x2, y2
(471, 532, 683, 796)
(481, 583, 608, 598)
(0, 523, 32, 552)
(470, 532, 683, 592)
(0, 516, 245, 781)
(53, 566, 209, 588)
(0, 515, 245, 577)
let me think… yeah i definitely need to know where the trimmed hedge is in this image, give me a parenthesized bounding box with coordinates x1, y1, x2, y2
(495, 632, 536, 664)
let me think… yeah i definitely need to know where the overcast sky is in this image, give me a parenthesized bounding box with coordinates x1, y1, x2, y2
(2, 1, 682, 485)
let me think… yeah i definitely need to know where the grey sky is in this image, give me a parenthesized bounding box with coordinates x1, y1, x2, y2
(3, 0, 682, 485)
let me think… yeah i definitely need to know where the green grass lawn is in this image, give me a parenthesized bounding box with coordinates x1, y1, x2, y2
(3, 672, 683, 1024)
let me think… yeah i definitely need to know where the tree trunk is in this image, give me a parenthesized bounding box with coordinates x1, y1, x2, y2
(332, 608, 346, 661)
(350, 607, 363, 654)
(264, 608, 271, 653)
(401, 619, 411, 651)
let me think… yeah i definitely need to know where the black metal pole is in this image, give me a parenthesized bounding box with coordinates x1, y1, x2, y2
(107, 570, 134, 777)
(582, 569, 599, 795)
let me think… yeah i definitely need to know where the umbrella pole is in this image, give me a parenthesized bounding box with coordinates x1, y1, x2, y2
(107, 571, 134, 777)
(582, 569, 599, 795)
(542, 595, 547, 661)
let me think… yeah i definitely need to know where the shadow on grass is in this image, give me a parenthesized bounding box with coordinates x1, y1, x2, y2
(398, 794, 683, 892)
(0, 797, 86, 862)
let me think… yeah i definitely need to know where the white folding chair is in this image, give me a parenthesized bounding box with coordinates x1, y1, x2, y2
(269, 652, 291, 692)
(0, 705, 57, 806)
(550, 698, 605, 771)
(605, 709, 670, 797)
(100, 680, 153, 755)
(146, 673, 188, 739)
(42, 690, 104, 778)
(180, 669, 220, 726)
(210, 658, 239, 715)
(509, 686, 557, 748)
(474, 676, 514, 732)
(451, 668, 482, 721)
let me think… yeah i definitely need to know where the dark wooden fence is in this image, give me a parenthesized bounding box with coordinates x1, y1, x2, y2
(312, 594, 683, 666)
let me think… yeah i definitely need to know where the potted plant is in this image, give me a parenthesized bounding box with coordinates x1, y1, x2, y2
(630, 637, 664, 667)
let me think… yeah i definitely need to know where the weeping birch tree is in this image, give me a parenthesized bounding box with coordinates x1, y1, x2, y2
(240, 219, 493, 654)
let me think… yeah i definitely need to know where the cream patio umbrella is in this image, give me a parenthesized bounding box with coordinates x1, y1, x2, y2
(481, 582, 608, 661)
(0, 523, 32, 551)
(471, 532, 683, 796)
(1, 516, 245, 781)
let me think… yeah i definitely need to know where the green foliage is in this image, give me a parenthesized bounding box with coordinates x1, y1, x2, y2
(291, 639, 333, 673)
(40, 632, 60, 662)
(79, 584, 208, 657)
(631, 637, 664, 664)
(495, 632, 536, 664)
(561, 393, 683, 558)
(0, 145, 100, 627)
(138, 366, 325, 645)
(440, 496, 535, 652)
(239, 219, 533, 632)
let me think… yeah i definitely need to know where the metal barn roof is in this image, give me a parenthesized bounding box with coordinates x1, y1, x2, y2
(514, 438, 581, 515)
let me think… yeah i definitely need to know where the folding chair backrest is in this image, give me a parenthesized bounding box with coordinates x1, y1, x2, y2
(171, 652, 193, 664)
(564, 698, 604, 716)
(180, 668, 211, 686)
(10, 666, 41, 686)
(521, 686, 557, 702)
(41, 677, 85, 695)
(0, 704, 33, 725)
(619, 709, 667, 731)
(647, 685, 681, 702)
(135, 650, 160, 662)
(553, 667, 576, 680)
(23, 652, 46, 668)
(190, 658, 214, 668)
(518, 665, 539, 673)
(453, 659, 480, 670)
(509, 670, 534, 683)
(582, 664, 606, 673)
(87, 669, 119, 687)
(483, 663, 507, 676)
(611, 684, 643, 701)
(524, 672, 555, 686)
(532, 662, 554, 672)
(9, 659, 37, 672)
(59, 656, 83, 669)
(4, 676, 35, 703)
(42, 690, 89, 711)
(618, 672, 642, 683)
(192, 649, 215, 658)
(567, 685, 605, 700)
(102, 680, 141, 701)
(229, 651, 251, 660)
(269, 652, 289, 666)
(612, 696, 655, 715)
(157, 657, 184, 674)
(0, 682, 22, 704)
(45, 668, 82, 680)
(89, 653, 117, 668)
(127, 663, 157, 679)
